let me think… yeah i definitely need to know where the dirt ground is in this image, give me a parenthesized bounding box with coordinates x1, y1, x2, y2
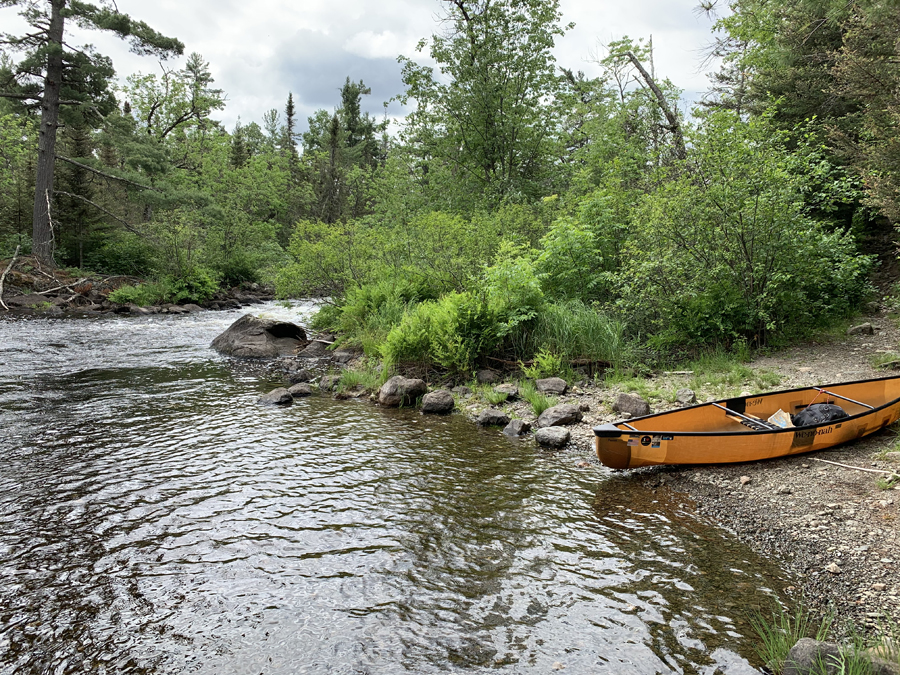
(481, 315, 900, 631)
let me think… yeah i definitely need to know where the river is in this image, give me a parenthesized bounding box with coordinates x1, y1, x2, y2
(0, 303, 788, 674)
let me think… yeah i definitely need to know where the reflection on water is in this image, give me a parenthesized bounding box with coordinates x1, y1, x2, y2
(0, 306, 785, 673)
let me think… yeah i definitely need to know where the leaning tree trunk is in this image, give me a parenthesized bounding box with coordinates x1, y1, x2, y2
(626, 51, 687, 161)
(32, 0, 66, 265)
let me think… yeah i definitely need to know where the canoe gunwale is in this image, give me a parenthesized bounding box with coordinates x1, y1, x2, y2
(592, 374, 900, 440)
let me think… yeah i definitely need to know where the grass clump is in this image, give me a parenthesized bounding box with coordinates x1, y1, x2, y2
(749, 604, 832, 673)
(481, 385, 509, 405)
(869, 352, 900, 370)
(875, 474, 900, 491)
(335, 361, 384, 394)
(519, 380, 557, 416)
(604, 370, 673, 403)
(749, 605, 900, 674)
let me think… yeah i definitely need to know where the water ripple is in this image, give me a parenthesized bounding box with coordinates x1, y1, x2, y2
(0, 305, 783, 674)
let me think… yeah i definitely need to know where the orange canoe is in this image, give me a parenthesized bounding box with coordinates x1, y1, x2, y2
(593, 375, 900, 469)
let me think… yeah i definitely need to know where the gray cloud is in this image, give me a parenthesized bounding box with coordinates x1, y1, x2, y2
(35, 0, 719, 132)
(270, 29, 405, 120)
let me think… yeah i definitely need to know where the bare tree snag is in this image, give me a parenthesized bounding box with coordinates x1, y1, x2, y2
(626, 51, 687, 160)
(0, 245, 21, 311)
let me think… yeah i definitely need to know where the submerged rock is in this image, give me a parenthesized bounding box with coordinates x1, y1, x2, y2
(258, 387, 293, 405)
(298, 340, 331, 358)
(287, 368, 314, 384)
(319, 375, 342, 392)
(502, 419, 531, 437)
(211, 314, 307, 358)
(476, 410, 510, 427)
(288, 383, 313, 397)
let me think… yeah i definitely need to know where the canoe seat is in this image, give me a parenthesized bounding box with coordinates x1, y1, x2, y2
(713, 402, 779, 431)
(737, 417, 776, 431)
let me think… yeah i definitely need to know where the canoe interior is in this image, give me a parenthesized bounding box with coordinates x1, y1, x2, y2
(594, 375, 900, 469)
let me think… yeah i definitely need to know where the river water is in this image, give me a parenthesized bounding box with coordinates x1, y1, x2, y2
(0, 303, 788, 674)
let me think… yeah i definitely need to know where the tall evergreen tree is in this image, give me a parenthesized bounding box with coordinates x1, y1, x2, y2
(282, 92, 299, 163)
(0, 0, 183, 263)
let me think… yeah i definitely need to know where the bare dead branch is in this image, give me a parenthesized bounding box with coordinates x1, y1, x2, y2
(36, 277, 89, 295)
(54, 190, 144, 236)
(55, 155, 158, 191)
(811, 457, 899, 475)
(0, 245, 20, 311)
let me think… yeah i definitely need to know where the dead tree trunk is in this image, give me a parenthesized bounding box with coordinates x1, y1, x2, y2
(626, 51, 687, 161)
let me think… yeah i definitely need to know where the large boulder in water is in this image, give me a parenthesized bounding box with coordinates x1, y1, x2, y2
(211, 314, 307, 358)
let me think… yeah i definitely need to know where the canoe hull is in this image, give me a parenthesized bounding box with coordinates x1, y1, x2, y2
(594, 376, 900, 469)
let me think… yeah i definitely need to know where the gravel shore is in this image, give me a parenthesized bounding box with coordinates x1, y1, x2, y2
(476, 317, 900, 631)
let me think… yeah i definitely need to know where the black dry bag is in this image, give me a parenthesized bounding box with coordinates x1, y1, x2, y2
(792, 403, 849, 427)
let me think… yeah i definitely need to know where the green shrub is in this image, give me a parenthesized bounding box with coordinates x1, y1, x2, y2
(107, 267, 219, 306)
(215, 249, 260, 287)
(380, 300, 437, 369)
(521, 348, 564, 380)
(108, 281, 171, 306)
(83, 232, 157, 276)
(165, 266, 220, 304)
(621, 111, 874, 348)
(381, 291, 503, 375)
(536, 216, 606, 301)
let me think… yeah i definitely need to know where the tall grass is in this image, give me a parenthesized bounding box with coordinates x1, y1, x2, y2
(749, 604, 900, 674)
(525, 300, 628, 368)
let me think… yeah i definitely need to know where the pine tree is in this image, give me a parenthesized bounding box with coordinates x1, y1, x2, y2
(0, 0, 183, 263)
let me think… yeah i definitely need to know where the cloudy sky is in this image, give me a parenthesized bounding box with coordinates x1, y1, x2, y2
(6, 0, 721, 133)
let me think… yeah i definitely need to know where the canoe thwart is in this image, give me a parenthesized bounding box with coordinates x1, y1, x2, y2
(813, 387, 874, 410)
